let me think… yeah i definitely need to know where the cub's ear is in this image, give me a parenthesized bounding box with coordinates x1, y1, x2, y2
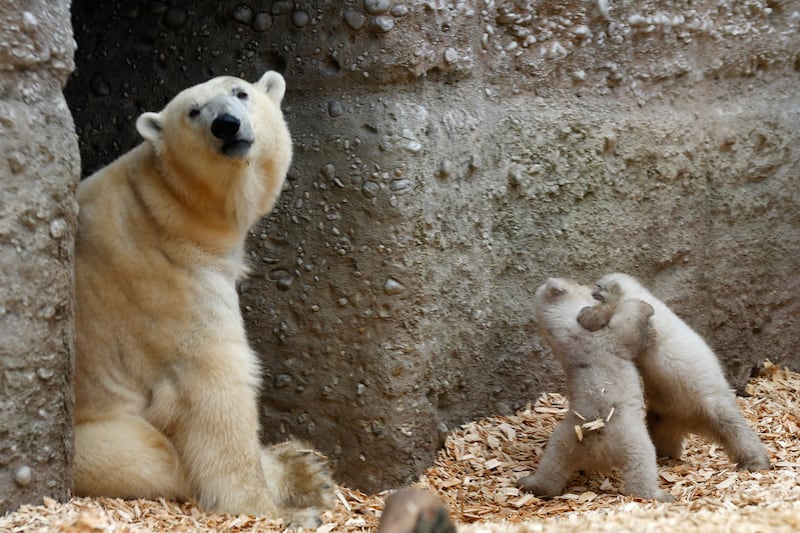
(543, 278, 567, 300)
(136, 112, 163, 143)
(256, 71, 286, 104)
(637, 300, 654, 319)
(608, 280, 623, 296)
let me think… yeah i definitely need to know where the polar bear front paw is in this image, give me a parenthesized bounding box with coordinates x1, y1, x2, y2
(267, 439, 337, 511)
(285, 507, 324, 529)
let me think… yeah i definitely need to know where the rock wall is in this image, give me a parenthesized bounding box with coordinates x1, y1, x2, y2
(0, 0, 78, 514)
(64, 0, 800, 492)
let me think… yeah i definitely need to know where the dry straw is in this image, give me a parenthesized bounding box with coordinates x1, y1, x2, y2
(2, 362, 798, 532)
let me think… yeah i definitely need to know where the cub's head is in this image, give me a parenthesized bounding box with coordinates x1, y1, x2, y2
(592, 272, 643, 305)
(135, 71, 291, 182)
(534, 277, 596, 341)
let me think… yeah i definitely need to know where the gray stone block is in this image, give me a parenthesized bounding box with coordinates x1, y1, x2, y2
(0, 0, 78, 513)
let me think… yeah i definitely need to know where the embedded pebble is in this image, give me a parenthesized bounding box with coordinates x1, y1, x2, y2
(7, 151, 25, 174)
(320, 163, 336, 179)
(405, 140, 421, 153)
(49, 218, 67, 239)
(572, 69, 587, 81)
(356, 383, 367, 396)
(163, 6, 187, 29)
(232, 4, 253, 24)
(251, 12, 272, 31)
(496, 12, 517, 24)
(362, 181, 380, 198)
(390, 3, 409, 17)
(468, 154, 481, 170)
(276, 276, 294, 290)
(14, 466, 32, 487)
(439, 159, 454, 178)
(572, 25, 590, 37)
(390, 179, 411, 192)
(444, 47, 458, 64)
(344, 8, 367, 30)
(274, 374, 292, 387)
(90, 73, 110, 96)
(327, 99, 344, 117)
(364, 0, 391, 14)
(291, 10, 309, 27)
(368, 15, 394, 33)
(271, 1, 293, 15)
(383, 278, 405, 295)
(148, 1, 167, 14)
(22, 11, 38, 31)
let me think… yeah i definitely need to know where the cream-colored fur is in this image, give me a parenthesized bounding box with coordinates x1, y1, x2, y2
(519, 278, 671, 502)
(593, 272, 770, 471)
(73, 72, 335, 526)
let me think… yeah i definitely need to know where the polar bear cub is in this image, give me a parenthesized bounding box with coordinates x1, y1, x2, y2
(593, 273, 770, 471)
(73, 72, 334, 526)
(518, 278, 672, 502)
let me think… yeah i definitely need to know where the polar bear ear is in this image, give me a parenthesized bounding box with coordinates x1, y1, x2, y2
(256, 71, 286, 104)
(136, 112, 163, 143)
(543, 278, 567, 300)
(637, 300, 654, 318)
(607, 280, 623, 297)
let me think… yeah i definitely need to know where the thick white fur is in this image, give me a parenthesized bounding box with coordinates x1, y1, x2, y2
(519, 278, 671, 501)
(73, 72, 334, 526)
(594, 273, 770, 471)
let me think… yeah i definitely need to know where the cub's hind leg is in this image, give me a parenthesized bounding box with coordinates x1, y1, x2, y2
(73, 415, 188, 500)
(646, 410, 686, 460)
(517, 421, 577, 498)
(700, 399, 770, 471)
(615, 415, 673, 502)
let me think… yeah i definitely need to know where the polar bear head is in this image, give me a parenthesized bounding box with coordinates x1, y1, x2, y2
(533, 277, 596, 343)
(592, 272, 648, 306)
(135, 71, 292, 224)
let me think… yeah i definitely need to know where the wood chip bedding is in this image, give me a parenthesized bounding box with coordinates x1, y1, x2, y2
(2, 362, 798, 532)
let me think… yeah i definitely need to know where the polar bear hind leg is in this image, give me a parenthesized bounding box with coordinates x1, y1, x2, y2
(73, 415, 187, 500)
(646, 410, 686, 459)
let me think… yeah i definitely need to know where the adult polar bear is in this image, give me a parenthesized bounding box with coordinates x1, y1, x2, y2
(73, 71, 334, 526)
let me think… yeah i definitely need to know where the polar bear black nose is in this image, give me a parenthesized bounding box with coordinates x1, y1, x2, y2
(211, 113, 241, 140)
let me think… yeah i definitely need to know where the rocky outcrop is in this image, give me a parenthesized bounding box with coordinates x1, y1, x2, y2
(0, 0, 78, 514)
(65, 0, 799, 492)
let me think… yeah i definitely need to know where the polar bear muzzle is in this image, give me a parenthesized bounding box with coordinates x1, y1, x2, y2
(212, 113, 253, 157)
(202, 94, 254, 157)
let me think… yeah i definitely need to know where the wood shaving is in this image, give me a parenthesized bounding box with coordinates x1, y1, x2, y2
(2, 365, 798, 532)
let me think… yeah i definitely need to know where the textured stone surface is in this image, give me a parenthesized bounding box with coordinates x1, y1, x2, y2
(64, 1, 799, 492)
(0, 0, 78, 514)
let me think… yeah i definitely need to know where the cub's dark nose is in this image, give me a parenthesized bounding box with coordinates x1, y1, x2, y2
(211, 113, 241, 140)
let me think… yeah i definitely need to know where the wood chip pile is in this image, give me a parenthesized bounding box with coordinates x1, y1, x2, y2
(2, 363, 798, 532)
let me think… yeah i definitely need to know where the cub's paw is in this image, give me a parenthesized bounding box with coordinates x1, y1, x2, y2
(577, 303, 615, 332)
(737, 453, 771, 472)
(654, 490, 675, 503)
(378, 488, 456, 533)
(268, 439, 336, 511)
(516, 475, 560, 498)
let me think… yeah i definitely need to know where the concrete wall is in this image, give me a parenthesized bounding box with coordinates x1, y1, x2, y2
(64, 0, 799, 492)
(0, 0, 78, 514)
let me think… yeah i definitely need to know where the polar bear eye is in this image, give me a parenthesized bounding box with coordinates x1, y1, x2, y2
(188, 108, 201, 119)
(236, 90, 248, 100)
